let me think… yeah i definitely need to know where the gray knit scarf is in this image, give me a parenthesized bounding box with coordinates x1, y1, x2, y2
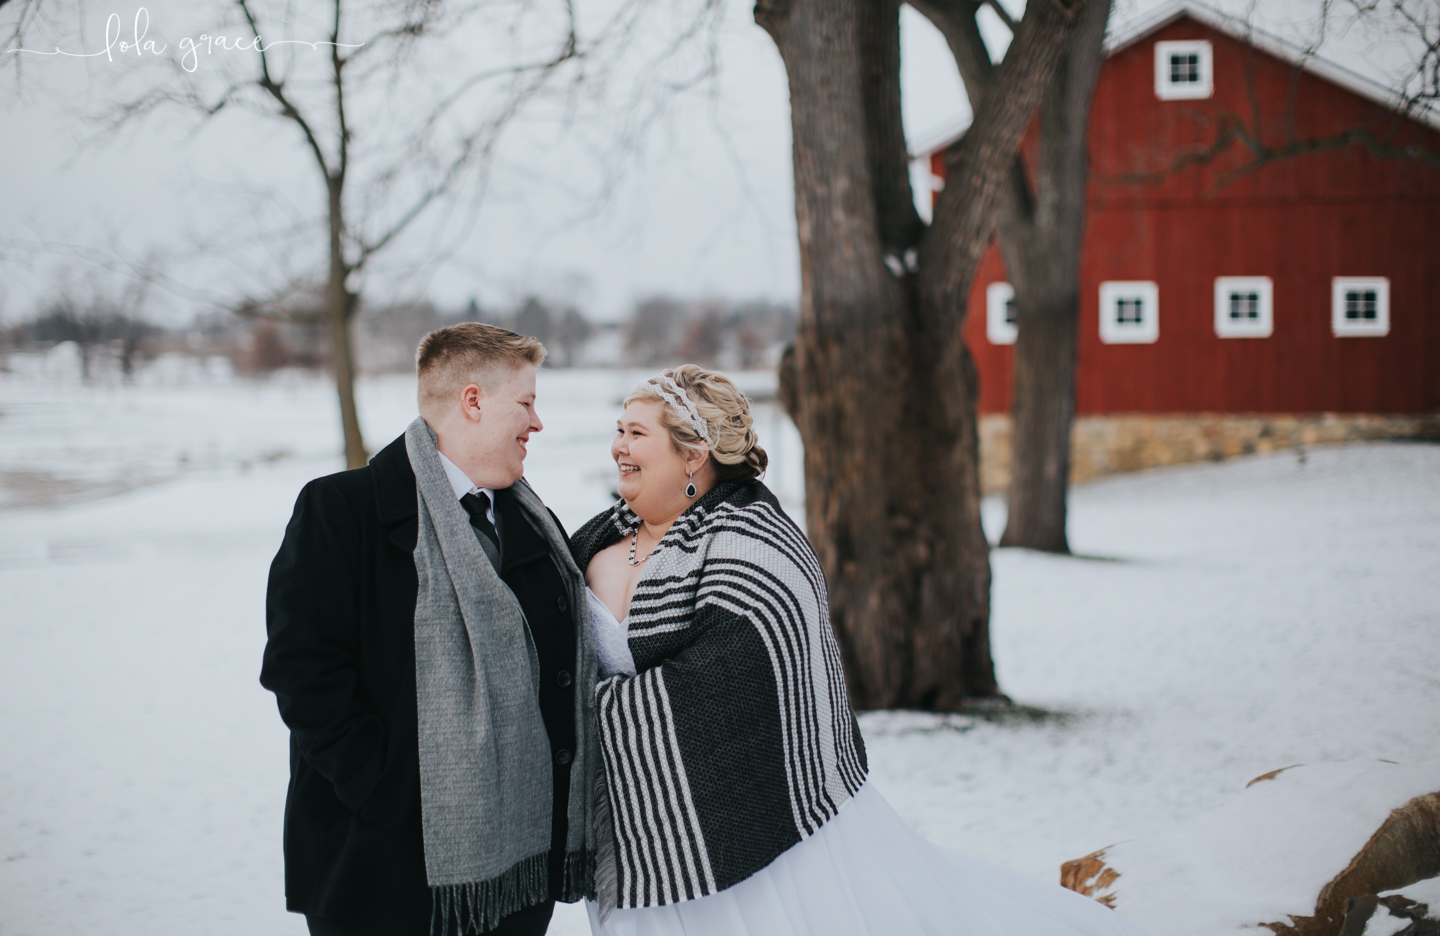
(405, 417, 599, 934)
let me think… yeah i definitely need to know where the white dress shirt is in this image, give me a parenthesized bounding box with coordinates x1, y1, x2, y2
(437, 451, 497, 527)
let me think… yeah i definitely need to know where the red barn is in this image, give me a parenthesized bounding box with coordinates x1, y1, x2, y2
(916, 1, 1440, 488)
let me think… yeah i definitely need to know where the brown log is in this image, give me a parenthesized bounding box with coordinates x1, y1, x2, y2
(1057, 787, 1440, 936)
(1262, 793, 1440, 936)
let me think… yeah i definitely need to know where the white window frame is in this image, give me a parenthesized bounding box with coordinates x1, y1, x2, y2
(1099, 281, 1160, 344)
(1331, 277, 1390, 337)
(986, 282, 1017, 345)
(1214, 276, 1274, 338)
(1155, 40, 1214, 101)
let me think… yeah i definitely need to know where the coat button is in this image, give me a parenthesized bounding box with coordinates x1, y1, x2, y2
(556, 594, 568, 613)
(555, 748, 573, 765)
(557, 670, 573, 688)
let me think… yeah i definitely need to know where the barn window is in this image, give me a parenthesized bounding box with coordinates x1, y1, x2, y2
(1346, 291, 1377, 319)
(1331, 277, 1390, 337)
(986, 282, 1017, 345)
(1155, 40, 1213, 100)
(1099, 281, 1160, 344)
(1171, 53, 1200, 84)
(1214, 276, 1274, 338)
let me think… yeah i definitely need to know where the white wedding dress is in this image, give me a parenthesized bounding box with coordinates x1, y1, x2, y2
(583, 588, 1146, 936)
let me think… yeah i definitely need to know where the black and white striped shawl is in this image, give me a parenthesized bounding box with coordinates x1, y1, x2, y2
(570, 480, 868, 910)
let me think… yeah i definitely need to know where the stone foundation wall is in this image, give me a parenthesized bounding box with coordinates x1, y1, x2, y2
(978, 413, 1440, 495)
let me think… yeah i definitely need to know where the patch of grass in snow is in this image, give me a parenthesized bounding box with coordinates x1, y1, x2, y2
(961, 701, 1077, 726)
(991, 545, 1132, 564)
(0, 468, 168, 510)
(860, 710, 979, 735)
(1062, 552, 1130, 563)
(860, 702, 1075, 736)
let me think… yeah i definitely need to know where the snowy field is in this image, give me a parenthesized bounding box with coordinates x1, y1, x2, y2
(1, 357, 1437, 936)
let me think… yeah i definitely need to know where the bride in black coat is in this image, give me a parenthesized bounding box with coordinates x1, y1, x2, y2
(570, 365, 1146, 936)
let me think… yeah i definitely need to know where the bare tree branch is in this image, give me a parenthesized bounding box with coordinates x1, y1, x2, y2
(909, 0, 998, 104)
(332, 0, 349, 188)
(981, 0, 1016, 33)
(1100, 112, 1440, 195)
(1, 0, 54, 86)
(236, 0, 335, 181)
(12, 0, 727, 462)
(354, 4, 583, 262)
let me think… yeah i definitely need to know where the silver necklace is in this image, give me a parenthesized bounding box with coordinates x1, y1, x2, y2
(628, 527, 663, 566)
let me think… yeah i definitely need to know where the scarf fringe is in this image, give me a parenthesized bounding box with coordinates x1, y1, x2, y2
(429, 853, 550, 936)
(429, 850, 599, 935)
(562, 848, 599, 904)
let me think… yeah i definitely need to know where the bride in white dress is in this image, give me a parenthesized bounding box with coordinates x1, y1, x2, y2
(569, 366, 1145, 936)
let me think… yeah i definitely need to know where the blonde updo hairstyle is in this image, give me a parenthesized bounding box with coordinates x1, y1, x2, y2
(625, 364, 768, 483)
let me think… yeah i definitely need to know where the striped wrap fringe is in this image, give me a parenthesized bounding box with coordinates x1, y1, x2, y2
(592, 767, 620, 922)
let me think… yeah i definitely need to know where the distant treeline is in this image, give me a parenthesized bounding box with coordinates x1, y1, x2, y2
(1, 292, 796, 379)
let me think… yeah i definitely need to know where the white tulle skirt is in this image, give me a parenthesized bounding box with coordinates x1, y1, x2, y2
(585, 781, 1144, 936)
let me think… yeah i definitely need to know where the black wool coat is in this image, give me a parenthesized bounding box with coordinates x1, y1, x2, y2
(261, 433, 578, 922)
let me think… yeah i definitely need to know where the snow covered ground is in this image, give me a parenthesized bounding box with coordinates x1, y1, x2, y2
(1, 360, 1437, 936)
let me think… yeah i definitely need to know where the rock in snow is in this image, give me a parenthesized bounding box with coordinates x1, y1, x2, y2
(1060, 761, 1440, 936)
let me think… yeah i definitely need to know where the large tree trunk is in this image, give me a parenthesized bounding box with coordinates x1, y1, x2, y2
(757, 0, 1079, 709)
(997, 0, 1112, 553)
(327, 180, 367, 470)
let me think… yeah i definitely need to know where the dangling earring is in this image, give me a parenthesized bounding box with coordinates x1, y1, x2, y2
(685, 470, 697, 498)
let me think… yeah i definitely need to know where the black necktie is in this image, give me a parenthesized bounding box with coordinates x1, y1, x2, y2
(460, 492, 500, 552)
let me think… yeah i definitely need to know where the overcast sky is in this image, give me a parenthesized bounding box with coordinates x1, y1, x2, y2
(0, 0, 1422, 324)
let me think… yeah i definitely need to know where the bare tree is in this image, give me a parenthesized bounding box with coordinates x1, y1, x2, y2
(111, 309, 158, 377)
(983, 0, 1113, 554)
(149, 1, 583, 467)
(513, 296, 556, 346)
(626, 295, 686, 365)
(552, 306, 594, 367)
(758, 0, 1084, 709)
(731, 298, 795, 368)
(29, 273, 155, 380)
(21, 0, 721, 467)
(30, 300, 106, 378)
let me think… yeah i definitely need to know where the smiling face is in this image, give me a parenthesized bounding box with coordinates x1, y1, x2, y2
(475, 364, 542, 485)
(432, 363, 542, 489)
(613, 400, 709, 523)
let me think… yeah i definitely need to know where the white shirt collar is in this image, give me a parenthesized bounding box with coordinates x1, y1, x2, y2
(436, 451, 496, 517)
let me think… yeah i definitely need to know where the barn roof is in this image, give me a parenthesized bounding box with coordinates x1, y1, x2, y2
(907, 0, 1439, 158)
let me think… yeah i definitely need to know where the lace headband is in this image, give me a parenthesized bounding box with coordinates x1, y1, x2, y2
(649, 373, 712, 446)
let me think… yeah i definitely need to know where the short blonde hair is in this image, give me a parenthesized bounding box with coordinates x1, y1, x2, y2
(416, 323, 545, 415)
(625, 364, 768, 482)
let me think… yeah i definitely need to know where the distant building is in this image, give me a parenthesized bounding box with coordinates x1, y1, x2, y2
(913, 1, 1440, 490)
